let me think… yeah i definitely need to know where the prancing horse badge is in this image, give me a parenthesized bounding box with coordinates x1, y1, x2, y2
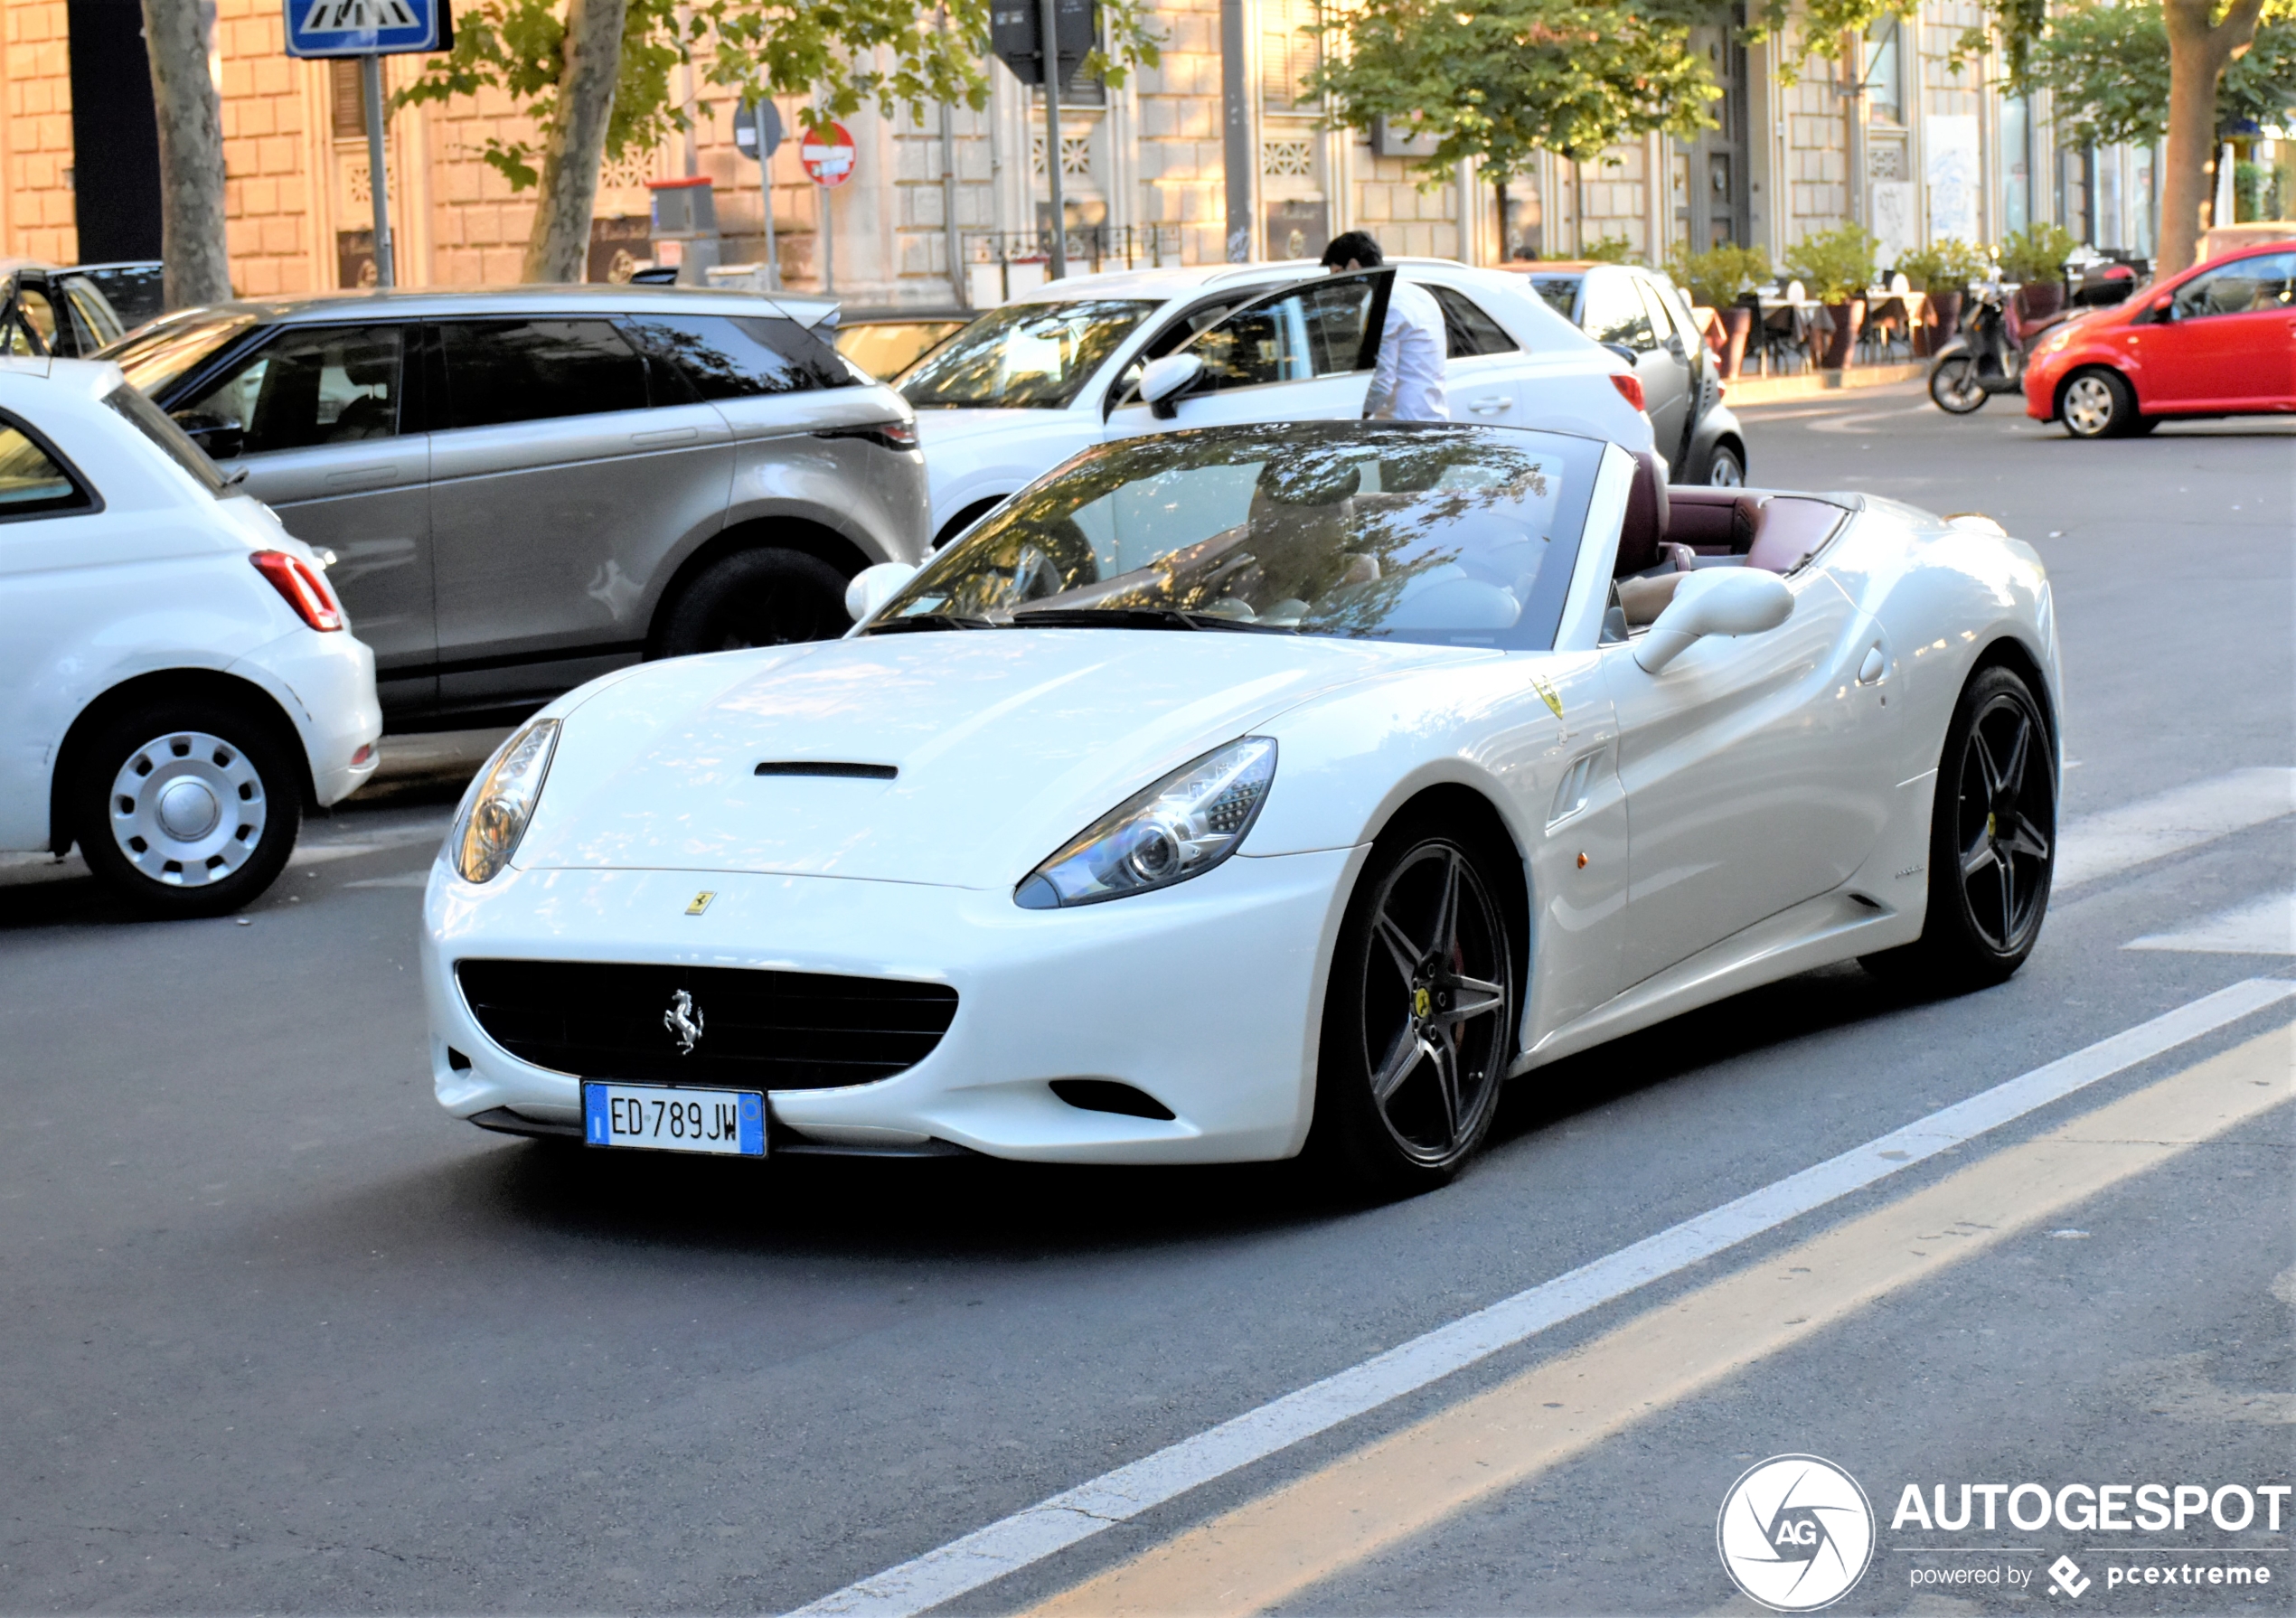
(663, 989, 704, 1054)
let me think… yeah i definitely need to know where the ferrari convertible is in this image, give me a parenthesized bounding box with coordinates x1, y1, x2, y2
(423, 422, 2060, 1190)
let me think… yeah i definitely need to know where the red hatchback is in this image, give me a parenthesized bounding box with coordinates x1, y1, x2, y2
(2025, 240, 2296, 437)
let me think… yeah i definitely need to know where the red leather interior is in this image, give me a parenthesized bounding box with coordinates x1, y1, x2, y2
(1614, 450, 1672, 577)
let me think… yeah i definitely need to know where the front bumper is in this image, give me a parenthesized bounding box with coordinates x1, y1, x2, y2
(422, 847, 1360, 1164)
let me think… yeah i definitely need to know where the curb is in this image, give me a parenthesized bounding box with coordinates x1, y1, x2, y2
(1722, 362, 1926, 406)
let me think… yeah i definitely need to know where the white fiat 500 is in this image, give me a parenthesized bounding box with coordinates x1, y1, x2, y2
(424, 423, 2059, 1192)
(0, 357, 382, 915)
(900, 260, 1656, 547)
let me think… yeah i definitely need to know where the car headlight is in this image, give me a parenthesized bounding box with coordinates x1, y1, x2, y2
(447, 719, 560, 883)
(1015, 737, 1276, 909)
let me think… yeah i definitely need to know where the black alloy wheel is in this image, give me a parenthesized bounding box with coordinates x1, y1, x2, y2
(1864, 665, 2055, 989)
(1313, 829, 1515, 1193)
(656, 548, 852, 657)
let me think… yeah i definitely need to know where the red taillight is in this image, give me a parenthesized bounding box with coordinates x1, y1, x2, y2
(252, 550, 344, 632)
(879, 419, 919, 451)
(1608, 372, 1647, 412)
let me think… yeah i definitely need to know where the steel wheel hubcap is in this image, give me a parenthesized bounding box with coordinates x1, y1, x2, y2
(108, 730, 267, 887)
(1361, 843, 1510, 1165)
(1955, 696, 2053, 953)
(2065, 376, 2113, 434)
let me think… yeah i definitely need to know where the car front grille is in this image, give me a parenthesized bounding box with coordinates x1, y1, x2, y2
(456, 959, 959, 1090)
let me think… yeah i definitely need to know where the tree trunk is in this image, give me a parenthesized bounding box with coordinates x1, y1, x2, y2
(2158, 0, 2266, 277)
(519, 0, 629, 283)
(139, 0, 231, 310)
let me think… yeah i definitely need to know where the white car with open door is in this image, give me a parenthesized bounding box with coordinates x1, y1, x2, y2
(901, 261, 1653, 547)
(422, 421, 2058, 1194)
(0, 357, 382, 916)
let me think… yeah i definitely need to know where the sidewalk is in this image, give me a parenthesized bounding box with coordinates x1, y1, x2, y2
(1723, 361, 1925, 406)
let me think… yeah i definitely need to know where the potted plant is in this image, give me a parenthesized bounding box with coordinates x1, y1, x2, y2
(1996, 221, 2078, 320)
(1786, 224, 1880, 368)
(1894, 238, 1987, 351)
(1665, 242, 1773, 378)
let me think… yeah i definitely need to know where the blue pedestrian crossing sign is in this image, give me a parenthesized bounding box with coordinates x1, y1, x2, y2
(284, 0, 451, 58)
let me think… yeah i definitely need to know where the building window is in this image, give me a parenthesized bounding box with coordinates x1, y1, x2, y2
(1863, 17, 1903, 127)
(330, 60, 364, 139)
(1262, 0, 1322, 114)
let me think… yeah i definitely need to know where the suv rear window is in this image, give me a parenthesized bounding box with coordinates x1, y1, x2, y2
(439, 319, 651, 428)
(620, 314, 852, 398)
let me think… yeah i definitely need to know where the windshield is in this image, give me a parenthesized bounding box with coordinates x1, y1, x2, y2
(899, 299, 1156, 409)
(869, 423, 1603, 650)
(99, 310, 258, 397)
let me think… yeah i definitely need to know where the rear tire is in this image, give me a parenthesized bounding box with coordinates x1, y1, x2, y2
(1703, 444, 1746, 486)
(1930, 356, 1987, 413)
(71, 698, 302, 918)
(2059, 369, 2137, 438)
(1307, 821, 1515, 1197)
(656, 548, 851, 657)
(1861, 665, 2055, 992)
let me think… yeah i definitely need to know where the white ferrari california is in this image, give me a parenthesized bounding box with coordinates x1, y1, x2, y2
(422, 422, 2059, 1191)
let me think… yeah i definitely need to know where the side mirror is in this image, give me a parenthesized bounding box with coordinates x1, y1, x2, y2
(1600, 341, 1638, 368)
(844, 561, 918, 625)
(1633, 568, 1794, 674)
(179, 416, 245, 461)
(1138, 353, 1205, 419)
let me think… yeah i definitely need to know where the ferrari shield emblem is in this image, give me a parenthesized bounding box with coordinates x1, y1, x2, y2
(1530, 673, 1564, 721)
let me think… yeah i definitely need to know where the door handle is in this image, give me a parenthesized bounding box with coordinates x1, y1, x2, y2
(1857, 645, 1887, 685)
(1468, 396, 1512, 415)
(633, 426, 700, 447)
(324, 464, 402, 489)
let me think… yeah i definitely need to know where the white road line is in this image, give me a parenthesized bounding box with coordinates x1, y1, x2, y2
(786, 977, 2296, 1618)
(2056, 767, 2294, 889)
(2127, 889, 2296, 956)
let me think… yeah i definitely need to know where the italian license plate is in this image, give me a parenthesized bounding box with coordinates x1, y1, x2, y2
(582, 1082, 766, 1156)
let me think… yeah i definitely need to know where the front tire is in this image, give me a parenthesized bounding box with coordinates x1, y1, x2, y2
(1930, 356, 1987, 413)
(2059, 369, 2137, 438)
(656, 548, 851, 657)
(71, 700, 303, 918)
(1863, 665, 2055, 991)
(1309, 824, 1515, 1196)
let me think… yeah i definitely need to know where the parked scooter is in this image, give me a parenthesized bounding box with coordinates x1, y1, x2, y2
(1927, 280, 2070, 413)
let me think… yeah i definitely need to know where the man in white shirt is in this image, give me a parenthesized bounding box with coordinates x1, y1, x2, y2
(1320, 230, 1449, 422)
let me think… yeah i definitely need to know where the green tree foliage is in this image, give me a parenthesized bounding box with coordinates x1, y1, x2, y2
(1785, 222, 1880, 303)
(399, 0, 1161, 194)
(1303, 0, 1721, 191)
(2009, 0, 2296, 148)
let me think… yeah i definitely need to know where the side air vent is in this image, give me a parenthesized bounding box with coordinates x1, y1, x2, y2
(754, 761, 898, 780)
(1049, 1080, 1176, 1121)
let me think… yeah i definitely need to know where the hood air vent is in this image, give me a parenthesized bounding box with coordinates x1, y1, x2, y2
(754, 761, 898, 780)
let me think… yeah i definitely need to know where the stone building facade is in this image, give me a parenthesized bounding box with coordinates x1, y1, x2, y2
(0, 0, 2164, 307)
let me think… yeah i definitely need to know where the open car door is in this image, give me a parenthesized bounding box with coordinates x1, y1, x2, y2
(1105, 269, 1391, 438)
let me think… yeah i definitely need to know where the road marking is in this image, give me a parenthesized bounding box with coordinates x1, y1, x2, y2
(2127, 889, 2296, 956)
(1025, 1025, 2294, 1618)
(343, 870, 432, 889)
(783, 977, 2296, 1618)
(2055, 767, 2294, 889)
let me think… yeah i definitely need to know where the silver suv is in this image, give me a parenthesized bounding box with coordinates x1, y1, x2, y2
(101, 287, 929, 726)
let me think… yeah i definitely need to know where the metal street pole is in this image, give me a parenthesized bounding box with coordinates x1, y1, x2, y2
(1219, 0, 1251, 262)
(361, 53, 395, 287)
(1037, 0, 1066, 279)
(754, 98, 778, 290)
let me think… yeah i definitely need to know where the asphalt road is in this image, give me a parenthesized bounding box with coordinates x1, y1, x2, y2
(1, 384, 2289, 1616)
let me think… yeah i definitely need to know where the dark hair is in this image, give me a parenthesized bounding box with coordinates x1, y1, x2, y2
(1320, 230, 1384, 269)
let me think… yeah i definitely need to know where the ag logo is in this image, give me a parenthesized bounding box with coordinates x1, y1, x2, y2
(1717, 1454, 1876, 1612)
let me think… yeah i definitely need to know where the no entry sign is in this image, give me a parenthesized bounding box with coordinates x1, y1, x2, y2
(799, 124, 856, 188)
